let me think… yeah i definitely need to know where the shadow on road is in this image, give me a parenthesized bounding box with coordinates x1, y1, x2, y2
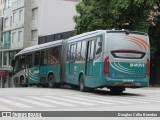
(90, 89, 145, 97)
(60, 85, 145, 97)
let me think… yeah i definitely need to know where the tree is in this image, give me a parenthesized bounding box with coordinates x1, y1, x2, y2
(148, 0, 160, 55)
(74, 0, 154, 34)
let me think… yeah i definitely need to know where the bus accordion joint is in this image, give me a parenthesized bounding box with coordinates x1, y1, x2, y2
(145, 59, 150, 77)
(104, 57, 110, 76)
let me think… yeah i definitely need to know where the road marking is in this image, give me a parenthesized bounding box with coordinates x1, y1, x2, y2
(103, 97, 150, 104)
(63, 96, 115, 105)
(45, 96, 97, 106)
(27, 96, 78, 107)
(0, 98, 31, 108)
(125, 97, 160, 103)
(0, 93, 159, 110)
(9, 97, 55, 108)
(76, 95, 131, 104)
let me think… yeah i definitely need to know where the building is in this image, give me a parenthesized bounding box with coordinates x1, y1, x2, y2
(0, 0, 5, 87)
(38, 0, 78, 44)
(0, 0, 79, 88)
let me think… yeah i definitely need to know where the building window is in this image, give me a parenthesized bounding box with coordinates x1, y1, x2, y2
(13, 12, 17, 23)
(3, 52, 8, 66)
(32, 8, 38, 19)
(4, 18, 9, 28)
(19, 10, 23, 21)
(31, 29, 37, 41)
(18, 31, 22, 42)
(10, 16, 12, 26)
(12, 32, 16, 43)
(3, 32, 11, 49)
(0, 9, 3, 16)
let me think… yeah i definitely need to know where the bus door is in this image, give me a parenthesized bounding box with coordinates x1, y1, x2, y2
(39, 50, 48, 83)
(69, 44, 77, 82)
(26, 54, 34, 84)
(85, 40, 95, 76)
(31, 52, 40, 84)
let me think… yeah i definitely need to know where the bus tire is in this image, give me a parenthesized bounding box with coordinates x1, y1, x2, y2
(48, 74, 55, 88)
(110, 87, 125, 94)
(79, 75, 86, 92)
(20, 76, 27, 87)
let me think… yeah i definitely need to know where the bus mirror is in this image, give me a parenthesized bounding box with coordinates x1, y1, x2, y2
(11, 60, 15, 67)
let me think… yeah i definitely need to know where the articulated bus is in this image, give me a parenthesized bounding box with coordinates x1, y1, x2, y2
(12, 30, 150, 93)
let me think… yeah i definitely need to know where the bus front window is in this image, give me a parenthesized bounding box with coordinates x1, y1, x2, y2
(14, 56, 25, 73)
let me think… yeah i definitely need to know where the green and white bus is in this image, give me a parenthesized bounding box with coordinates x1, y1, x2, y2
(12, 30, 150, 93)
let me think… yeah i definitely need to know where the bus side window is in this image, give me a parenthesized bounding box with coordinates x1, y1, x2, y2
(20, 55, 25, 69)
(50, 46, 61, 64)
(81, 41, 86, 61)
(26, 54, 32, 68)
(95, 36, 102, 58)
(70, 44, 77, 62)
(40, 51, 48, 65)
(67, 44, 70, 62)
(75, 42, 82, 61)
(34, 52, 40, 66)
(88, 39, 95, 61)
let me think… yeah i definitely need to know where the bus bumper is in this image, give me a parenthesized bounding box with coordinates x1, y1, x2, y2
(96, 77, 149, 88)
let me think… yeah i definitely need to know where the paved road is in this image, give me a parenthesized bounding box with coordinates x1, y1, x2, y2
(0, 87, 159, 111)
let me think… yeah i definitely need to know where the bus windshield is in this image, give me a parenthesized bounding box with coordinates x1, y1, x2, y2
(14, 56, 25, 73)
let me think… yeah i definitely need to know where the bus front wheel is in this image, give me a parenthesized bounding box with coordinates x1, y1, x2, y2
(79, 75, 86, 92)
(20, 76, 27, 87)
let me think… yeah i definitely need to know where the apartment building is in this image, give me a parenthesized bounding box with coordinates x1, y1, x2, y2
(0, 0, 79, 88)
(38, 0, 78, 44)
(0, 0, 5, 88)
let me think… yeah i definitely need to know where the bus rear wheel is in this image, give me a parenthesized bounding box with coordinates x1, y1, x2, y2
(79, 75, 86, 92)
(110, 87, 125, 94)
(48, 74, 55, 88)
(48, 74, 60, 88)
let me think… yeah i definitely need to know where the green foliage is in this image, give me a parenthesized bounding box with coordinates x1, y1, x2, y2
(74, 0, 154, 34)
(74, 0, 160, 57)
(149, 14, 160, 56)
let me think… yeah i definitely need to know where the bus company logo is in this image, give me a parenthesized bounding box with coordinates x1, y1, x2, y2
(130, 63, 145, 68)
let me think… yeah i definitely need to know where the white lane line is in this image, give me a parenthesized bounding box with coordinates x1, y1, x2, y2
(45, 96, 97, 106)
(102, 97, 150, 104)
(116, 97, 160, 103)
(124, 97, 160, 103)
(27, 96, 78, 107)
(63, 96, 115, 105)
(76, 95, 131, 104)
(0, 98, 31, 108)
(9, 97, 55, 108)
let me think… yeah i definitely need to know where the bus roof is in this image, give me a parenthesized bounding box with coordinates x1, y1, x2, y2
(68, 30, 105, 41)
(15, 40, 63, 57)
(68, 30, 148, 42)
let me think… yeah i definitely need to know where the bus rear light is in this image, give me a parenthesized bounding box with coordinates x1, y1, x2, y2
(145, 59, 150, 77)
(104, 57, 110, 76)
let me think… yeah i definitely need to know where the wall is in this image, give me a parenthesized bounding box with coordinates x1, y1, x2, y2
(38, 0, 78, 36)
